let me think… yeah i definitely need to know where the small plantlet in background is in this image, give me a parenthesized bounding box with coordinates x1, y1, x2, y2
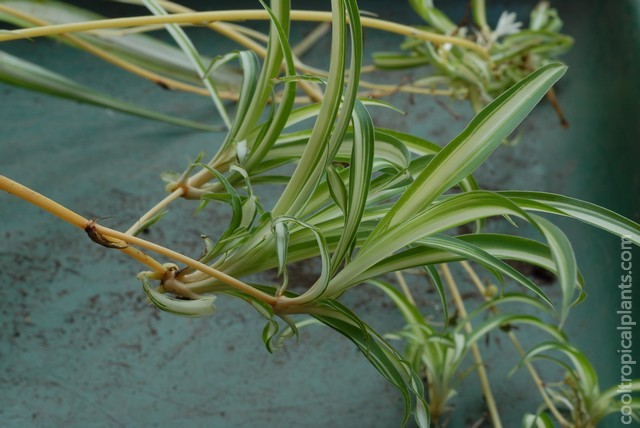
(0, 1, 637, 427)
(374, 0, 572, 125)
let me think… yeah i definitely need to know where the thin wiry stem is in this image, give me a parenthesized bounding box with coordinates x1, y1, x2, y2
(0, 3, 322, 102)
(292, 22, 331, 57)
(125, 188, 184, 235)
(1, 3, 461, 103)
(460, 260, 572, 427)
(0, 4, 213, 96)
(0, 10, 489, 57)
(358, 80, 462, 97)
(546, 87, 569, 128)
(440, 263, 503, 428)
(149, 3, 325, 103)
(395, 271, 417, 306)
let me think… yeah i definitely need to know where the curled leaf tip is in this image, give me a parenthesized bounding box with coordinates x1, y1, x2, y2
(139, 270, 216, 318)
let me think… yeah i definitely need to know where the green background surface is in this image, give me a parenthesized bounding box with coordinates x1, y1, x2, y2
(1, 1, 638, 427)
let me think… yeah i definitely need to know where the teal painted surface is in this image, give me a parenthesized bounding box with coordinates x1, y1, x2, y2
(0, 1, 638, 427)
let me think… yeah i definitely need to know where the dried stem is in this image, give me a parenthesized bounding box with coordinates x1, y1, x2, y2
(460, 260, 571, 427)
(440, 263, 503, 428)
(546, 87, 569, 128)
(395, 271, 417, 306)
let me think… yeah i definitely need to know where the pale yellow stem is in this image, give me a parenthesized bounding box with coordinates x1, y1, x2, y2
(358, 80, 461, 97)
(460, 261, 571, 427)
(0, 176, 85, 228)
(220, 22, 270, 43)
(125, 188, 184, 235)
(0, 10, 489, 58)
(147, 2, 323, 102)
(91, 24, 169, 35)
(0, 4, 320, 101)
(120, 246, 167, 272)
(0, 4, 215, 97)
(440, 263, 503, 428)
(95, 225, 277, 305)
(1, 4, 460, 102)
(292, 22, 331, 57)
(395, 271, 417, 306)
(0, 175, 276, 305)
(0, 175, 165, 273)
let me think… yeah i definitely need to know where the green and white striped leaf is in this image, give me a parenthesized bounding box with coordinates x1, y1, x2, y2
(264, 130, 410, 174)
(516, 341, 599, 398)
(141, 0, 231, 128)
(139, 275, 216, 318)
(370, 279, 443, 370)
(272, 216, 330, 304)
(273, 220, 289, 281)
(330, 100, 375, 272)
(500, 191, 640, 244)
(375, 128, 477, 192)
(408, 0, 457, 33)
(418, 234, 552, 308)
(523, 412, 555, 428)
(353, 233, 584, 292)
(0, 0, 239, 88)
(462, 314, 566, 347)
(596, 380, 640, 422)
(372, 51, 431, 69)
(529, 214, 577, 325)
(325, 164, 348, 214)
(0, 50, 219, 131)
(333, 191, 534, 294)
(365, 63, 567, 242)
(242, 0, 297, 170)
(309, 299, 429, 428)
(425, 264, 449, 327)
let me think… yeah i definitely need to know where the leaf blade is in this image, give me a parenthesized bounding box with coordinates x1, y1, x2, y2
(366, 62, 567, 243)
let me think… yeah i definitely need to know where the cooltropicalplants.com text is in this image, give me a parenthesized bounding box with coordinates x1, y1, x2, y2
(618, 236, 635, 424)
